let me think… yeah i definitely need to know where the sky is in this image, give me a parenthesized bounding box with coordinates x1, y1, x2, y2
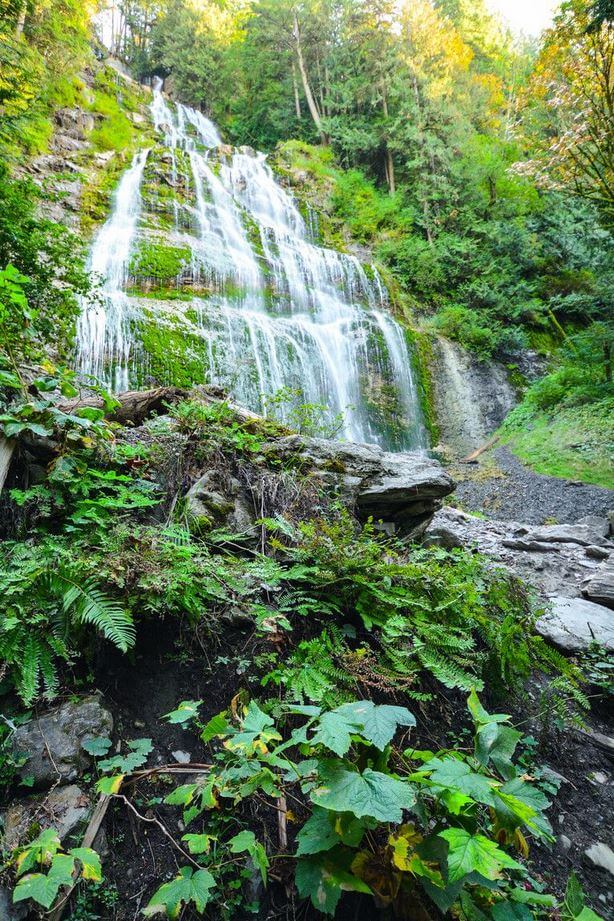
(485, 0, 559, 35)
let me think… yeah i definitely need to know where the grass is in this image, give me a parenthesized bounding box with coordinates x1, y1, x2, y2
(500, 398, 613, 487)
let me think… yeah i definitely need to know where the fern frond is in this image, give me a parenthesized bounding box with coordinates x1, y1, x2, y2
(42, 569, 135, 652)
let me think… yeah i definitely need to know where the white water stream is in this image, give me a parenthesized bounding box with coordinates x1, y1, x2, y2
(77, 79, 426, 449)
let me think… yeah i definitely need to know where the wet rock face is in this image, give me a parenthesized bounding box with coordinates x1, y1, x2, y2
(430, 337, 518, 458)
(260, 435, 454, 537)
(12, 695, 113, 788)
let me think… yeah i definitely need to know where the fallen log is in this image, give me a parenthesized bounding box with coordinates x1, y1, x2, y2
(460, 434, 499, 464)
(59, 385, 189, 426)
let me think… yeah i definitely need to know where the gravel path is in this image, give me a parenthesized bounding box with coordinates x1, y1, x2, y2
(451, 446, 613, 524)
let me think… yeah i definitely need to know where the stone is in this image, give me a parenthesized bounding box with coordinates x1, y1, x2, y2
(172, 750, 191, 764)
(536, 597, 614, 653)
(521, 523, 611, 548)
(582, 560, 614, 610)
(586, 546, 611, 560)
(585, 842, 614, 877)
(557, 834, 572, 852)
(590, 771, 609, 785)
(12, 695, 113, 788)
(0, 888, 27, 921)
(578, 516, 611, 538)
(186, 471, 257, 538)
(260, 435, 454, 537)
(502, 539, 557, 552)
(2, 785, 90, 850)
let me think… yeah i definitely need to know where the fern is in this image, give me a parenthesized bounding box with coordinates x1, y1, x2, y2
(45, 569, 135, 652)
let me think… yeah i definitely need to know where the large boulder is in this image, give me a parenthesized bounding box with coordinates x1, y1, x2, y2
(260, 435, 454, 537)
(536, 597, 614, 653)
(582, 558, 614, 610)
(12, 695, 113, 788)
(2, 785, 90, 850)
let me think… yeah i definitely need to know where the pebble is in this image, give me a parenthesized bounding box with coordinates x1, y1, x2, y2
(590, 771, 610, 785)
(172, 750, 191, 764)
(585, 842, 614, 877)
(557, 834, 572, 852)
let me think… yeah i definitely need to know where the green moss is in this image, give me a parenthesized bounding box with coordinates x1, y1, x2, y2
(500, 397, 614, 487)
(137, 316, 210, 388)
(410, 328, 440, 444)
(129, 240, 191, 285)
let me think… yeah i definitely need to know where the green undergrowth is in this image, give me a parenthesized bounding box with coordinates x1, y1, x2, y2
(0, 380, 599, 918)
(499, 323, 614, 486)
(500, 399, 613, 487)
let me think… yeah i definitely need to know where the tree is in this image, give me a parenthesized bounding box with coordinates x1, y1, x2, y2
(518, 0, 614, 222)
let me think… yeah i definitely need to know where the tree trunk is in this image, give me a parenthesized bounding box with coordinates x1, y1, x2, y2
(15, 0, 27, 36)
(59, 386, 189, 426)
(381, 81, 395, 195)
(292, 62, 302, 119)
(0, 437, 15, 493)
(292, 10, 326, 143)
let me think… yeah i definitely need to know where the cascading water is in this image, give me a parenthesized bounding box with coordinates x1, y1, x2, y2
(77, 78, 427, 450)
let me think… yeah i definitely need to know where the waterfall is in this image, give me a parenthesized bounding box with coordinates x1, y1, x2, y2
(76, 78, 427, 451)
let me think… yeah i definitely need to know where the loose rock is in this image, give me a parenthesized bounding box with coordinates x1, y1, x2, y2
(12, 695, 113, 788)
(2, 784, 90, 849)
(585, 842, 614, 877)
(536, 597, 614, 653)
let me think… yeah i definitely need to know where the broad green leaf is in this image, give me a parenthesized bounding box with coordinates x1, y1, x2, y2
(508, 887, 556, 907)
(225, 702, 281, 755)
(200, 712, 230, 742)
(13, 873, 64, 909)
(96, 774, 124, 795)
(70, 847, 102, 882)
(229, 830, 269, 884)
(182, 834, 215, 855)
(82, 736, 112, 757)
(311, 760, 415, 823)
(491, 902, 533, 921)
(424, 757, 498, 806)
(483, 726, 522, 780)
(467, 690, 509, 727)
(143, 866, 216, 919)
(163, 700, 202, 725)
(498, 777, 552, 839)
(335, 700, 416, 750)
(14, 854, 75, 908)
(15, 828, 61, 876)
(295, 852, 371, 916)
(439, 828, 523, 883)
(312, 711, 360, 756)
(296, 808, 341, 856)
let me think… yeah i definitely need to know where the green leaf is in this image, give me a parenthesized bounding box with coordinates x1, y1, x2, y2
(491, 902, 533, 921)
(163, 700, 202, 725)
(70, 847, 102, 882)
(424, 756, 498, 806)
(438, 828, 523, 883)
(182, 834, 215, 855)
(96, 774, 124, 795)
(311, 760, 415, 823)
(312, 711, 359, 756)
(296, 808, 341, 856)
(229, 830, 269, 884)
(200, 712, 230, 742)
(13, 854, 75, 908)
(143, 866, 216, 919)
(82, 736, 112, 757)
(295, 851, 371, 916)
(335, 700, 416, 750)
